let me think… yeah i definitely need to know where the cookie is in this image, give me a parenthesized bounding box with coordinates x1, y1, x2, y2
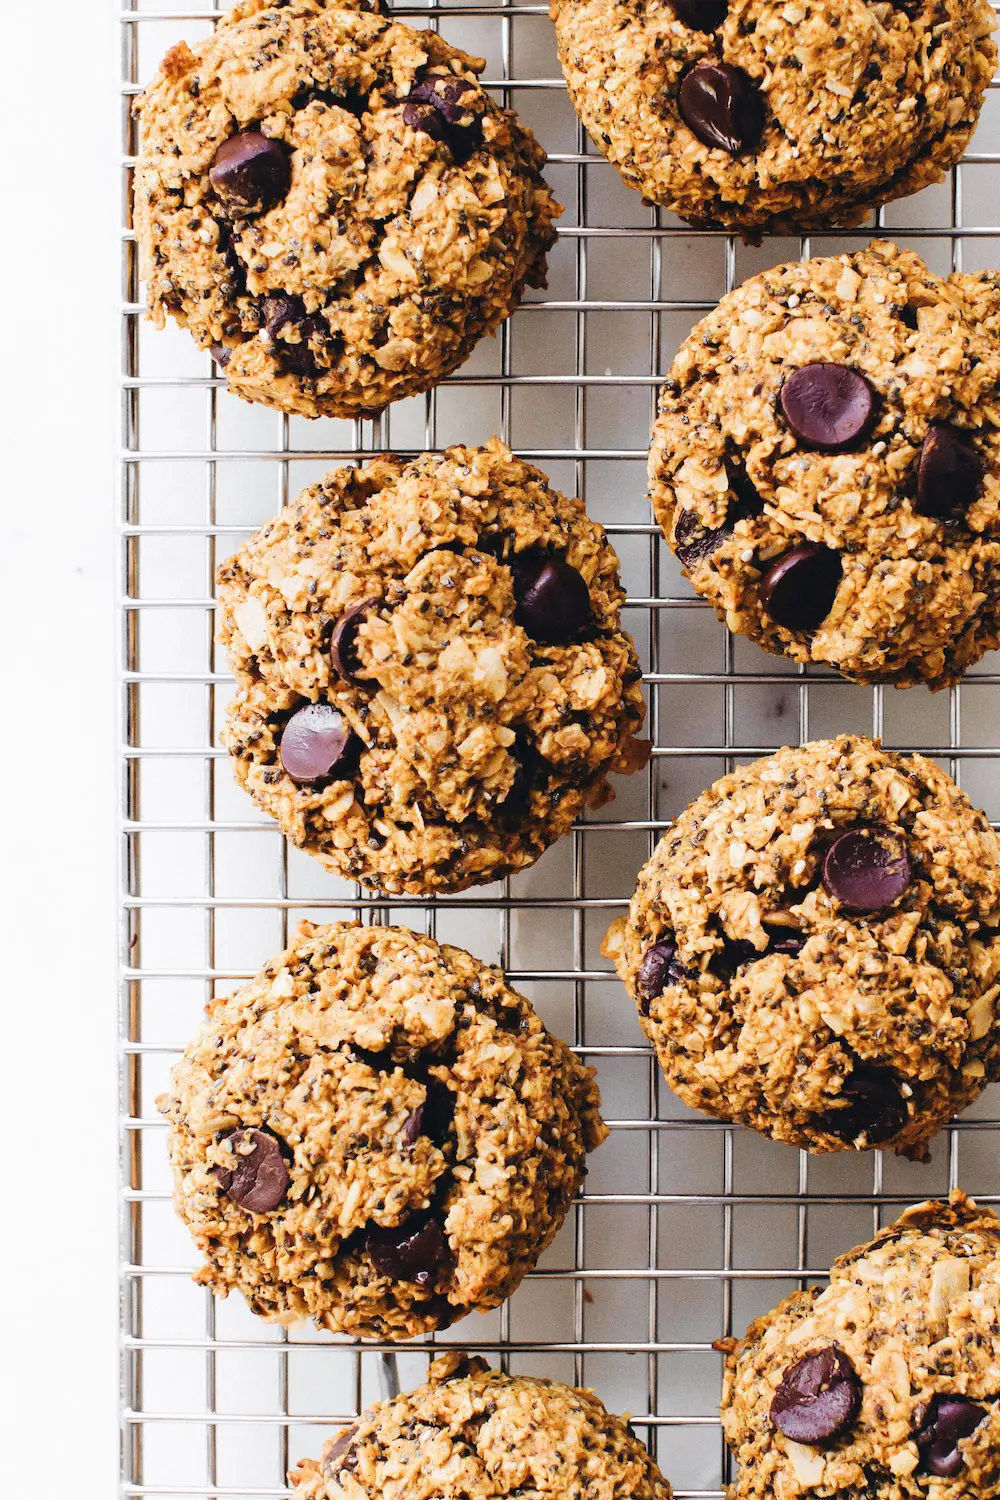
(217, 438, 648, 894)
(721, 1193, 1000, 1499)
(649, 241, 1000, 688)
(293, 1351, 673, 1500)
(157, 921, 607, 1340)
(550, 0, 996, 235)
(603, 736, 1000, 1158)
(133, 0, 560, 418)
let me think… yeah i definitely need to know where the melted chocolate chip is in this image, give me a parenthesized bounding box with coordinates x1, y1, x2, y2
(673, 470, 764, 568)
(275, 313, 326, 377)
(365, 1213, 453, 1286)
(403, 1081, 455, 1148)
(759, 543, 843, 632)
(402, 99, 447, 142)
(210, 131, 292, 215)
(330, 598, 380, 685)
(211, 343, 233, 368)
(636, 940, 689, 1014)
(678, 61, 765, 155)
(780, 364, 877, 452)
(403, 73, 482, 160)
(279, 702, 356, 784)
(822, 824, 911, 913)
(262, 293, 306, 339)
(915, 1395, 987, 1477)
(669, 0, 728, 28)
(323, 1426, 359, 1478)
(512, 550, 591, 643)
(770, 1347, 862, 1444)
(916, 423, 982, 519)
(215, 1128, 290, 1213)
(823, 1064, 909, 1146)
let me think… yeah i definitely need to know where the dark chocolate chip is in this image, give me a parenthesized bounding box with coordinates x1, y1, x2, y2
(780, 364, 877, 452)
(279, 702, 355, 784)
(323, 1426, 359, 1478)
(678, 61, 765, 155)
(916, 423, 982, 519)
(409, 73, 478, 126)
(403, 74, 481, 159)
(275, 313, 326, 377)
(767, 929, 807, 956)
(330, 598, 380, 685)
(402, 99, 447, 142)
(211, 343, 233, 368)
(262, 293, 306, 339)
(669, 0, 728, 28)
(713, 938, 761, 976)
(636, 940, 689, 1014)
(209, 131, 292, 214)
(215, 1128, 290, 1213)
(915, 1395, 988, 1478)
(512, 551, 591, 643)
(759, 543, 842, 632)
(822, 824, 911, 913)
(824, 1064, 909, 1145)
(674, 467, 765, 568)
(770, 1347, 862, 1444)
(365, 1213, 453, 1286)
(403, 1081, 455, 1148)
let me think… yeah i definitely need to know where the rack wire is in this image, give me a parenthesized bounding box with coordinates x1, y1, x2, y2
(120, 3, 1000, 1497)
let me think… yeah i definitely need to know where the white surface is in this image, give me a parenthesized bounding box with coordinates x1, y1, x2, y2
(3, 2, 119, 1489)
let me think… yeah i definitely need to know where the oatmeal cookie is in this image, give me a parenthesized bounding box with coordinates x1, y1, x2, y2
(649, 241, 1000, 688)
(550, 0, 996, 235)
(603, 736, 1000, 1158)
(133, 0, 560, 418)
(721, 1193, 1000, 1499)
(158, 921, 607, 1340)
(293, 1351, 673, 1500)
(217, 438, 647, 894)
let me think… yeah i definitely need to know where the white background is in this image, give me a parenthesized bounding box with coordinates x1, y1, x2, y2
(3, 3, 119, 1489)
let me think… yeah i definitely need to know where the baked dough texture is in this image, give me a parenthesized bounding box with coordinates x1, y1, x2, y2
(649, 242, 1000, 688)
(133, 0, 560, 417)
(293, 1351, 674, 1500)
(550, 0, 996, 234)
(158, 921, 607, 1340)
(217, 438, 647, 894)
(722, 1193, 1000, 1499)
(604, 736, 1000, 1158)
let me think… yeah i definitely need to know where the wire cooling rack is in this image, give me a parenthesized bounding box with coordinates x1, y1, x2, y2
(120, 3, 1000, 1497)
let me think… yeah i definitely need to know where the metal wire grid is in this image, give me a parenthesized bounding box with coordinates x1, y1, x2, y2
(120, 3, 1000, 1497)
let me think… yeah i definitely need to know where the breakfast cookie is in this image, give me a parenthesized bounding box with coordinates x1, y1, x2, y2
(217, 438, 648, 894)
(603, 736, 1000, 1158)
(133, 0, 560, 418)
(293, 1351, 673, 1500)
(550, 0, 996, 235)
(721, 1193, 1000, 1499)
(158, 921, 607, 1340)
(649, 241, 1000, 688)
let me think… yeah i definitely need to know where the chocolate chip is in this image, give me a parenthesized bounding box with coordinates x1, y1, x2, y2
(768, 930, 807, 956)
(410, 73, 478, 126)
(916, 423, 982, 519)
(209, 131, 292, 215)
(759, 543, 842, 632)
(669, 0, 728, 28)
(636, 940, 689, 1014)
(915, 1396, 988, 1477)
(824, 1064, 909, 1145)
(262, 293, 306, 339)
(275, 313, 326, 377)
(674, 467, 764, 568)
(323, 1426, 359, 1478)
(365, 1213, 453, 1286)
(780, 364, 877, 452)
(403, 74, 481, 160)
(822, 824, 911, 913)
(402, 1081, 455, 1148)
(279, 702, 356, 784)
(678, 62, 765, 155)
(330, 598, 380, 685)
(215, 1128, 290, 1213)
(512, 551, 591, 643)
(770, 1347, 862, 1444)
(402, 99, 447, 142)
(210, 343, 232, 368)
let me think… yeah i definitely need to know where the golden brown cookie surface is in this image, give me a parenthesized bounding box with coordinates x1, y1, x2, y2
(649, 242, 1000, 688)
(158, 922, 607, 1340)
(134, 0, 560, 417)
(604, 736, 1000, 1157)
(217, 438, 647, 894)
(551, 0, 996, 234)
(722, 1194, 1000, 1498)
